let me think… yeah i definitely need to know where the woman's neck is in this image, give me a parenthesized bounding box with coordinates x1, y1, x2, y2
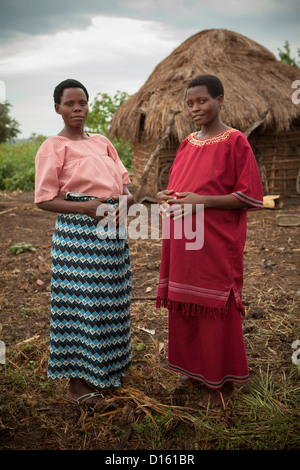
(58, 126, 89, 141)
(196, 120, 228, 139)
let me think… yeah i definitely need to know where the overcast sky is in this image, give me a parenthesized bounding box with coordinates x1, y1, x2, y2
(1, 0, 299, 139)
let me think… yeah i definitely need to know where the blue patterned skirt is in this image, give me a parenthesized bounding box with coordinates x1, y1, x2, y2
(48, 198, 132, 389)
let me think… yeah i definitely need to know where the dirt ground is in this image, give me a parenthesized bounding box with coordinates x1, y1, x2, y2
(0, 190, 299, 451)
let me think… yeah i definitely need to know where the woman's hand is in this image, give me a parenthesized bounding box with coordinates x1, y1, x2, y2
(111, 186, 135, 226)
(36, 196, 110, 221)
(156, 189, 177, 217)
(156, 189, 175, 205)
(37, 189, 136, 226)
(163, 192, 248, 218)
(82, 197, 111, 221)
(164, 192, 203, 219)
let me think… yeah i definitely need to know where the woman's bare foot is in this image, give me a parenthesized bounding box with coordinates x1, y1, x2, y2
(200, 382, 234, 409)
(66, 378, 105, 404)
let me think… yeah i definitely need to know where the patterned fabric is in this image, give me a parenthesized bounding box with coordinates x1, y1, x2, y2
(48, 197, 132, 388)
(187, 128, 236, 147)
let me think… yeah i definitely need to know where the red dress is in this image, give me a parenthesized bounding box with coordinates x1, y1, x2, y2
(156, 128, 263, 389)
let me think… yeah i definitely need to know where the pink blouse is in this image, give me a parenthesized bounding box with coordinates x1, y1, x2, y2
(34, 134, 131, 203)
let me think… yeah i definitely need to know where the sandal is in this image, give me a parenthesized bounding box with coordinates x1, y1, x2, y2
(64, 391, 105, 405)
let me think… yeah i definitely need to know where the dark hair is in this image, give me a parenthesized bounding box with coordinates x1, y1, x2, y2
(187, 74, 224, 98)
(53, 79, 89, 104)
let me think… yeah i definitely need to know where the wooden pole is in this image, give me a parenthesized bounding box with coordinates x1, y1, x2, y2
(244, 109, 270, 189)
(244, 108, 270, 138)
(135, 109, 181, 201)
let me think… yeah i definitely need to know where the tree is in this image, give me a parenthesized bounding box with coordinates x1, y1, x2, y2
(278, 40, 300, 68)
(85, 90, 132, 171)
(85, 90, 129, 135)
(0, 101, 20, 143)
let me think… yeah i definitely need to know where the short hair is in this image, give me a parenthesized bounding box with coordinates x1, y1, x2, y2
(187, 74, 224, 98)
(53, 79, 89, 104)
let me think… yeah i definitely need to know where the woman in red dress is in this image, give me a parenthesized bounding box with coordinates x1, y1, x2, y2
(156, 74, 263, 407)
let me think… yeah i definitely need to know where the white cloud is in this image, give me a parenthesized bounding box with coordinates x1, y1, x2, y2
(0, 15, 179, 138)
(0, 1, 299, 139)
(1, 16, 178, 75)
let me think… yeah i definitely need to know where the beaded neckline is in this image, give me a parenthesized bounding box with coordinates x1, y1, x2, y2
(187, 128, 236, 147)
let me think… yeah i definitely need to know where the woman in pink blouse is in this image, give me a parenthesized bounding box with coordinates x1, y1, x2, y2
(35, 79, 133, 405)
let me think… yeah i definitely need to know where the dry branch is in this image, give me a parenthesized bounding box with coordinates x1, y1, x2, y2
(244, 109, 270, 138)
(135, 109, 181, 201)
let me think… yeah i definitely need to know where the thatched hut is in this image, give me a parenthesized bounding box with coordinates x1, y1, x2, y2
(108, 29, 300, 200)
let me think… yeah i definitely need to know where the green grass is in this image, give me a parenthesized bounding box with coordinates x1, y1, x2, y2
(0, 136, 45, 191)
(194, 367, 300, 450)
(133, 409, 174, 449)
(0, 135, 132, 192)
(1, 337, 299, 450)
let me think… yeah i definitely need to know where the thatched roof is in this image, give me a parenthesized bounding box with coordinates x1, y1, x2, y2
(108, 29, 300, 143)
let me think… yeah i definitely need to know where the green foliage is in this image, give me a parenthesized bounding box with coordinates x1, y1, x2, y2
(111, 137, 132, 173)
(85, 90, 129, 135)
(132, 340, 145, 351)
(0, 134, 45, 191)
(278, 40, 300, 68)
(191, 366, 300, 450)
(0, 90, 132, 191)
(0, 101, 20, 143)
(85, 90, 132, 172)
(10, 242, 36, 255)
(133, 409, 173, 449)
